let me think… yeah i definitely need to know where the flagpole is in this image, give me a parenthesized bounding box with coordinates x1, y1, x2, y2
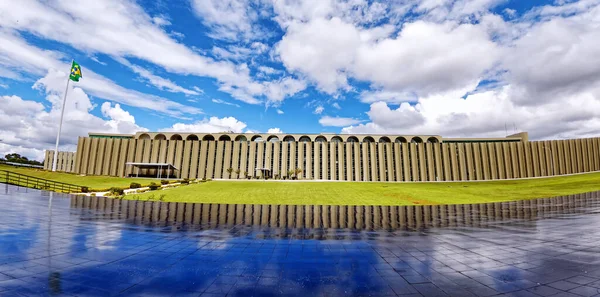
(52, 60, 73, 172)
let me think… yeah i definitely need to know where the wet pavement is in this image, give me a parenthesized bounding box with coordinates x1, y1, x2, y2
(1, 184, 600, 296)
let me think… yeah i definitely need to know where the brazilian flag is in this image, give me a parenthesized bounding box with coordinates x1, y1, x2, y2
(69, 61, 82, 82)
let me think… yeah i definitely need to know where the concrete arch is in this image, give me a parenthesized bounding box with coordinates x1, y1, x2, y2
(139, 133, 150, 140)
(235, 135, 247, 142)
(154, 134, 166, 140)
(315, 136, 327, 142)
(411, 136, 423, 143)
(427, 137, 439, 143)
(363, 136, 375, 143)
(379, 136, 391, 143)
(267, 135, 280, 142)
(299, 136, 311, 142)
(395, 136, 408, 143)
(219, 135, 231, 141)
(347, 136, 359, 143)
(201, 135, 214, 141)
(251, 135, 264, 142)
(170, 134, 182, 141)
(186, 134, 199, 141)
(283, 135, 296, 142)
(331, 136, 343, 143)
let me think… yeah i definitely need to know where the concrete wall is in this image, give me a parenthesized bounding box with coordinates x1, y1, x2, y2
(49, 136, 600, 181)
(43, 151, 76, 173)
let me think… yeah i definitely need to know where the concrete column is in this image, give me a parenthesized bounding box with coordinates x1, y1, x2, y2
(386, 143, 395, 181)
(297, 141, 303, 178)
(354, 142, 361, 181)
(214, 141, 226, 178)
(394, 143, 403, 181)
(239, 142, 248, 178)
(205, 141, 216, 179)
(362, 143, 369, 181)
(305, 142, 312, 179)
(418, 143, 427, 181)
(94, 138, 106, 175)
(531, 142, 540, 177)
(449, 143, 459, 181)
(320, 142, 327, 180)
(479, 143, 490, 180)
(457, 143, 467, 181)
(472, 143, 482, 180)
(509, 142, 518, 178)
(187, 141, 199, 179)
(502, 143, 512, 179)
(346, 143, 353, 181)
(370, 142, 378, 181)
(180, 141, 192, 179)
(329, 142, 337, 180)
(441, 143, 451, 181)
(487, 143, 498, 180)
(281, 142, 288, 178)
(197, 141, 208, 179)
(312, 142, 319, 179)
(231, 142, 241, 178)
(465, 143, 474, 181)
(223, 141, 233, 179)
(494, 143, 505, 179)
(338, 142, 345, 180)
(377, 143, 386, 181)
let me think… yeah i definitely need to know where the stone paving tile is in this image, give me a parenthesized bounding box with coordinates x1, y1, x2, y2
(1, 186, 600, 296)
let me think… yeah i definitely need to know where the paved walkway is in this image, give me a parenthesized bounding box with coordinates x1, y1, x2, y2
(1, 184, 600, 296)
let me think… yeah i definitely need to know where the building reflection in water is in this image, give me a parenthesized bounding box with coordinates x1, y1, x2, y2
(70, 192, 600, 237)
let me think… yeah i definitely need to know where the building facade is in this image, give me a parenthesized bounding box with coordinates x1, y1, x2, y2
(45, 131, 600, 182)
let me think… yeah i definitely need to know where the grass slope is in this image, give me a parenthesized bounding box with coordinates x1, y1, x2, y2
(0, 164, 156, 191)
(131, 172, 600, 205)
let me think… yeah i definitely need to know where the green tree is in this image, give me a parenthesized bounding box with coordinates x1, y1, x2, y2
(287, 170, 294, 179)
(4, 153, 43, 166)
(243, 171, 249, 178)
(295, 168, 303, 179)
(226, 167, 234, 179)
(235, 169, 241, 179)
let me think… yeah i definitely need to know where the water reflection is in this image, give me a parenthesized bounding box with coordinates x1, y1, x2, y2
(71, 192, 600, 233)
(2, 186, 600, 297)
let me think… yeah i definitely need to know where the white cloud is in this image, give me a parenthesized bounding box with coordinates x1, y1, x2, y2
(0, 0, 299, 105)
(212, 98, 240, 107)
(331, 102, 341, 109)
(0, 87, 146, 161)
(276, 17, 499, 96)
(342, 85, 600, 140)
(0, 31, 201, 117)
(267, 128, 283, 134)
(191, 0, 256, 40)
(319, 115, 361, 127)
(161, 117, 248, 133)
(360, 90, 418, 104)
(118, 59, 202, 96)
(276, 109, 284, 114)
(313, 105, 324, 114)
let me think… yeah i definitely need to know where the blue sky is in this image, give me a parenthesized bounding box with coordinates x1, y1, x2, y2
(1, 0, 600, 160)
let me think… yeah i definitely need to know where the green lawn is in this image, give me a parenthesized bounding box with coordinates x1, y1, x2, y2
(0, 164, 156, 191)
(131, 172, 600, 205)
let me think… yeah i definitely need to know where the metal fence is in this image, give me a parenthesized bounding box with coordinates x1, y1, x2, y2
(0, 170, 84, 193)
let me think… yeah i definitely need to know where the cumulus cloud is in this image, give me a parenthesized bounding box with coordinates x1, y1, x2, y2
(0, 88, 146, 161)
(161, 117, 248, 133)
(267, 128, 283, 134)
(276, 109, 284, 114)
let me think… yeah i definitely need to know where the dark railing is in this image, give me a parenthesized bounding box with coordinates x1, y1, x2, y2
(0, 170, 84, 193)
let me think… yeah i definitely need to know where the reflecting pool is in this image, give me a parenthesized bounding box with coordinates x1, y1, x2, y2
(1, 184, 600, 296)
